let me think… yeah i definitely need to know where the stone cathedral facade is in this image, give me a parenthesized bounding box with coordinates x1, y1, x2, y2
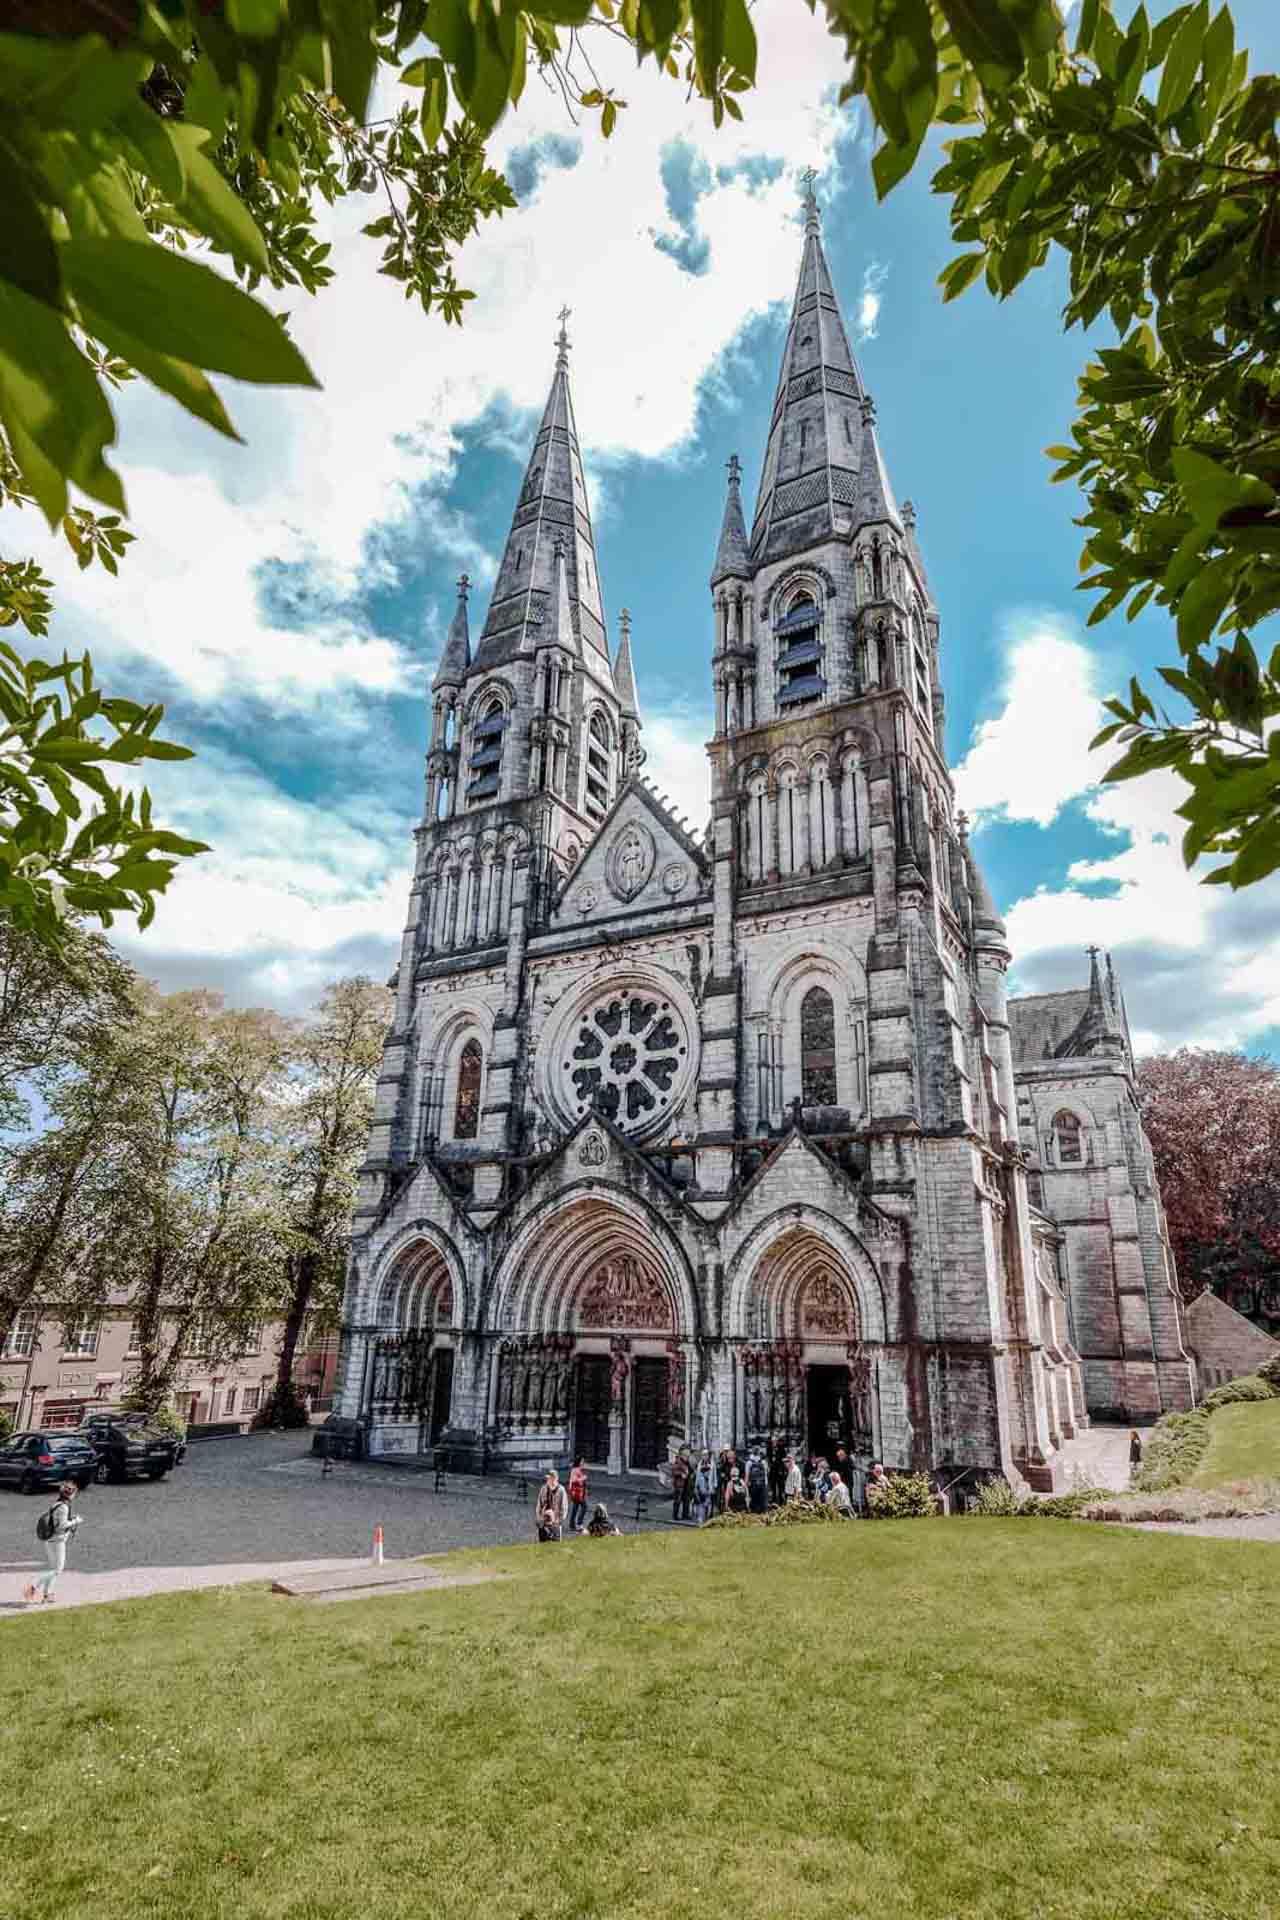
(336, 194, 1195, 1493)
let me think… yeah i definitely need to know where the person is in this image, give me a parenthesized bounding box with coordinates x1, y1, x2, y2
(726, 1470, 748, 1513)
(747, 1448, 769, 1514)
(825, 1472, 853, 1516)
(1129, 1429, 1144, 1469)
(693, 1452, 717, 1525)
(567, 1456, 589, 1534)
(833, 1446, 854, 1492)
(814, 1456, 832, 1501)
(867, 1462, 888, 1509)
(585, 1502, 621, 1537)
(783, 1452, 803, 1501)
(768, 1434, 786, 1506)
(671, 1446, 692, 1522)
(717, 1446, 736, 1513)
(535, 1468, 568, 1543)
(24, 1481, 83, 1606)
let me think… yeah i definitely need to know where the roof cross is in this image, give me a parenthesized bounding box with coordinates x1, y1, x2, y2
(555, 305, 572, 368)
(457, 573, 470, 601)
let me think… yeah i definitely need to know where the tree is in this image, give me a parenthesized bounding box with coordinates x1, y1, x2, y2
(2, 0, 1276, 908)
(88, 988, 293, 1413)
(269, 976, 392, 1414)
(0, 914, 134, 1133)
(1137, 1047, 1280, 1330)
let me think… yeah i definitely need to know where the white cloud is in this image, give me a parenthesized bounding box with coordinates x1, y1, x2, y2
(641, 703, 715, 835)
(854, 259, 889, 342)
(961, 615, 1280, 1052)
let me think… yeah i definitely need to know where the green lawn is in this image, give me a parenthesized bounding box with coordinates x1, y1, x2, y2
(1193, 1398, 1280, 1488)
(3, 1522, 1279, 1920)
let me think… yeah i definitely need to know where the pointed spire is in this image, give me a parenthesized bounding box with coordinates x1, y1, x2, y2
(1056, 946, 1126, 1057)
(901, 498, 936, 610)
(548, 535, 579, 657)
(963, 835, 1007, 946)
(614, 607, 640, 720)
(473, 317, 611, 685)
(433, 573, 471, 688)
(711, 452, 750, 586)
(854, 391, 903, 534)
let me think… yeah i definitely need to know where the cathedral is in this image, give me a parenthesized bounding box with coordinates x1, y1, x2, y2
(335, 189, 1195, 1494)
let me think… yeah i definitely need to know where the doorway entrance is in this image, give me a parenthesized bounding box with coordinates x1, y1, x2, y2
(573, 1354, 612, 1464)
(806, 1364, 850, 1459)
(630, 1356, 670, 1469)
(428, 1349, 453, 1446)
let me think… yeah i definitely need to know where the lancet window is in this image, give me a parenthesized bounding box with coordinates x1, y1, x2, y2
(454, 1041, 483, 1141)
(584, 712, 613, 820)
(776, 592, 824, 710)
(1051, 1110, 1084, 1166)
(467, 697, 507, 805)
(800, 987, 838, 1106)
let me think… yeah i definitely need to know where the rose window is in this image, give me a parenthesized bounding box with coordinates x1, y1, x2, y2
(564, 993, 686, 1129)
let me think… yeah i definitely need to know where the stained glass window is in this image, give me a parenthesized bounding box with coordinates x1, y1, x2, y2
(455, 1040, 482, 1140)
(801, 987, 837, 1106)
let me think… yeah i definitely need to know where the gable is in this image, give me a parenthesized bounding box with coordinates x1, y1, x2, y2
(552, 777, 708, 929)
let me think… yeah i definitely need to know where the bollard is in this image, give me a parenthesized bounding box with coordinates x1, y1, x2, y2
(372, 1523, 384, 1566)
(634, 1493, 649, 1527)
(516, 1475, 528, 1505)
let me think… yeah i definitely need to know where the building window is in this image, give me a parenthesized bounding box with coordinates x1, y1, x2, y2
(467, 697, 507, 805)
(62, 1316, 99, 1358)
(242, 1387, 260, 1415)
(775, 593, 824, 709)
(584, 712, 612, 819)
(223, 1387, 237, 1417)
(125, 1321, 142, 1357)
(4, 1309, 38, 1360)
(186, 1319, 210, 1356)
(455, 1039, 483, 1141)
(1052, 1110, 1084, 1165)
(240, 1323, 262, 1357)
(800, 987, 838, 1106)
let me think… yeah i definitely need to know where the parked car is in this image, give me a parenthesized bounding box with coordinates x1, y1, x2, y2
(78, 1413, 183, 1485)
(0, 1430, 97, 1494)
(311, 1414, 365, 1461)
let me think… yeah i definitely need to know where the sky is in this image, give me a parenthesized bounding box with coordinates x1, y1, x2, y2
(5, 0, 1279, 1059)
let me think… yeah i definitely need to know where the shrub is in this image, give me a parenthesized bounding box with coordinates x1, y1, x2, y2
(867, 1471, 938, 1519)
(1201, 1374, 1277, 1411)
(1259, 1353, 1280, 1391)
(1131, 1409, 1211, 1492)
(1028, 1485, 1112, 1519)
(117, 1389, 187, 1439)
(252, 1382, 311, 1430)
(968, 1476, 1022, 1517)
(703, 1499, 845, 1531)
(0, 1407, 13, 1444)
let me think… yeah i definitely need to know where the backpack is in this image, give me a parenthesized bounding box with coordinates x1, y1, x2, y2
(36, 1504, 61, 1543)
(748, 1458, 767, 1491)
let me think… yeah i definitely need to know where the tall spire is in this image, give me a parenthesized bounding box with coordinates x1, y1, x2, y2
(474, 315, 611, 686)
(613, 606, 640, 719)
(433, 573, 471, 688)
(749, 177, 904, 566)
(711, 453, 750, 585)
(1057, 946, 1125, 1057)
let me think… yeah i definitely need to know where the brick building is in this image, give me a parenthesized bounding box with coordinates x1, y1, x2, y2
(1, 1306, 339, 1432)
(335, 189, 1194, 1493)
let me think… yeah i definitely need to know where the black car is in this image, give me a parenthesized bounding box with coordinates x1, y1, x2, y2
(0, 1430, 97, 1494)
(78, 1414, 182, 1485)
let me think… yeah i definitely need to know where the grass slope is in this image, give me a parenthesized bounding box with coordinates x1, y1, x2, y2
(2, 1523, 1279, 1920)
(1192, 1398, 1280, 1488)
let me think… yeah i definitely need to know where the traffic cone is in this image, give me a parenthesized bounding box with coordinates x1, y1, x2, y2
(372, 1523, 384, 1566)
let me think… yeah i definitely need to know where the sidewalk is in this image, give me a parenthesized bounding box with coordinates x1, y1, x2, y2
(0, 1556, 365, 1619)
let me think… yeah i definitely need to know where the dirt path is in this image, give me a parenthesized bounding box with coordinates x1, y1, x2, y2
(0, 1556, 368, 1618)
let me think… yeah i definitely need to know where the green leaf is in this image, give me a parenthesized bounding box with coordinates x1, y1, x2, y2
(938, 252, 985, 300)
(1230, 819, 1280, 888)
(0, 136, 64, 309)
(318, 0, 379, 122)
(0, 281, 123, 525)
(415, 58, 449, 148)
(80, 310, 242, 443)
(1172, 449, 1276, 534)
(62, 239, 319, 390)
(168, 126, 271, 274)
(720, 0, 758, 83)
(1155, 0, 1207, 122)
(936, 0, 1023, 91)
(1175, 555, 1234, 652)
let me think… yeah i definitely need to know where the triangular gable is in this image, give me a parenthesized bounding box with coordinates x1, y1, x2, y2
(493, 1107, 706, 1238)
(721, 1126, 903, 1249)
(553, 775, 709, 927)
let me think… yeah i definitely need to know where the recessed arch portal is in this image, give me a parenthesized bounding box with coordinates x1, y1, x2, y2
(491, 1189, 695, 1339)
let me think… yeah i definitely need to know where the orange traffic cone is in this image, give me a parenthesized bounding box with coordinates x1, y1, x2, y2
(372, 1523, 384, 1566)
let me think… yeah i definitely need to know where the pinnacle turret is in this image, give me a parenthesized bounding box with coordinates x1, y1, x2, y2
(433, 574, 471, 688)
(613, 607, 640, 720)
(1057, 948, 1126, 1057)
(711, 454, 750, 586)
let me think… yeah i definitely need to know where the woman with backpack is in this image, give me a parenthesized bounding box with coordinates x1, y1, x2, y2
(24, 1481, 83, 1606)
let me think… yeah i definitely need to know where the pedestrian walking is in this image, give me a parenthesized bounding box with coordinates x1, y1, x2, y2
(717, 1446, 736, 1513)
(783, 1452, 803, 1501)
(1128, 1429, 1144, 1469)
(567, 1457, 589, 1533)
(24, 1481, 83, 1606)
(535, 1468, 568, 1542)
(825, 1473, 853, 1516)
(693, 1452, 716, 1524)
(671, 1446, 693, 1522)
(768, 1433, 786, 1506)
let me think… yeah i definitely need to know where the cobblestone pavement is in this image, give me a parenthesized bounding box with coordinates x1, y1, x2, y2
(0, 1430, 665, 1592)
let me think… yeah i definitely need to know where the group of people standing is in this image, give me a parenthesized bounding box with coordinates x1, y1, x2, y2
(671, 1439, 881, 1521)
(534, 1464, 620, 1541)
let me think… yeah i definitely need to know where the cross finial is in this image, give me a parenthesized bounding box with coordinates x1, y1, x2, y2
(801, 166, 820, 233)
(457, 573, 470, 601)
(957, 810, 970, 841)
(619, 607, 632, 640)
(1086, 943, 1101, 957)
(727, 452, 742, 489)
(555, 304, 571, 368)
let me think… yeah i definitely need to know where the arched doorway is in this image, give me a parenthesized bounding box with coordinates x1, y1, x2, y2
(737, 1226, 877, 1463)
(366, 1240, 458, 1453)
(490, 1195, 690, 1474)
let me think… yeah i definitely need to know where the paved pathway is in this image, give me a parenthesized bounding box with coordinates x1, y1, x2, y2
(1053, 1425, 1133, 1492)
(0, 1556, 366, 1619)
(1128, 1514, 1280, 1544)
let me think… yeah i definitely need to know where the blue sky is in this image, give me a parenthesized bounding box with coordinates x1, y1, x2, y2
(4, 0, 1277, 1055)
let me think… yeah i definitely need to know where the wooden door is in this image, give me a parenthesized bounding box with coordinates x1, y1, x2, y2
(573, 1355, 611, 1465)
(630, 1356, 670, 1470)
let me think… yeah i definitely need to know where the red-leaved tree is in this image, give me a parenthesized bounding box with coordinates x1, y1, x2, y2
(1137, 1049, 1280, 1335)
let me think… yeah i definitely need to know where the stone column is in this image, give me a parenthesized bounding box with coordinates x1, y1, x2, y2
(766, 788, 779, 880)
(828, 767, 845, 870)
